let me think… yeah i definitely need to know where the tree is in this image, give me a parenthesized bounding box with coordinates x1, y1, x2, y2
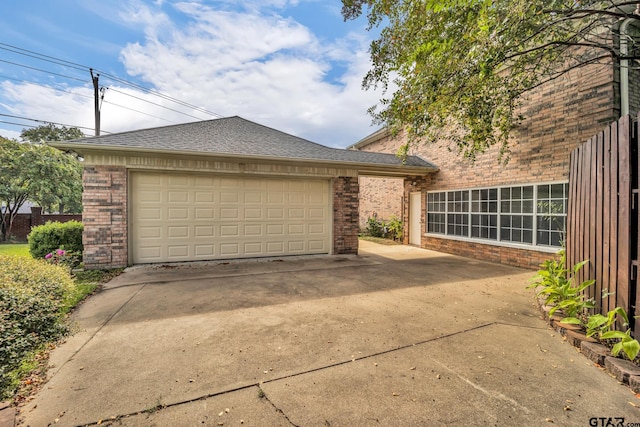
(0, 126, 83, 241)
(342, 0, 640, 161)
(20, 123, 84, 144)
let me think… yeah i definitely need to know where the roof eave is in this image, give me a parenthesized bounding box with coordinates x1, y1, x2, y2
(50, 142, 437, 176)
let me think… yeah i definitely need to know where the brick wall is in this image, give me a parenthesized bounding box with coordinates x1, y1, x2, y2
(83, 166, 128, 269)
(5, 207, 82, 242)
(356, 57, 624, 269)
(333, 177, 359, 255)
(358, 177, 403, 230)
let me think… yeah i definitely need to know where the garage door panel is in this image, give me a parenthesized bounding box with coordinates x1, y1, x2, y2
(195, 208, 214, 220)
(244, 208, 262, 219)
(131, 172, 330, 263)
(244, 224, 263, 236)
(139, 208, 162, 220)
(195, 225, 214, 237)
(168, 191, 188, 203)
(167, 226, 189, 238)
(194, 191, 214, 203)
(309, 240, 326, 251)
(167, 245, 189, 258)
(220, 243, 240, 256)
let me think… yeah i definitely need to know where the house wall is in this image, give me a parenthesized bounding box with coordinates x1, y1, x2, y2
(357, 56, 629, 269)
(80, 154, 361, 269)
(82, 166, 128, 269)
(333, 177, 359, 254)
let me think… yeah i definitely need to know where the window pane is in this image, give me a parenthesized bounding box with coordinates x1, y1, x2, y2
(551, 184, 564, 198)
(523, 186, 534, 199)
(538, 185, 550, 199)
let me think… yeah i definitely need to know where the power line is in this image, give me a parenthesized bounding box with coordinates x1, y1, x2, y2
(102, 99, 177, 123)
(0, 119, 37, 128)
(0, 74, 181, 123)
(0, 42, 225, 118)
(0, 59, 87, 82)
(107, 87, 209, 121)
(0, 113, 111, 134)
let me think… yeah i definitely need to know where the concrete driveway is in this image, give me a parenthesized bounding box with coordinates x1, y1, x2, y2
(18, 241, 640, 426)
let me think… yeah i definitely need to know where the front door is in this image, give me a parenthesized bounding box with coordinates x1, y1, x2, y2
(409, 192, 422, 245)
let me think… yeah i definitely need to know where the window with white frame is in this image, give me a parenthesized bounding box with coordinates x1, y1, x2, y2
(426, 182, 568, 248)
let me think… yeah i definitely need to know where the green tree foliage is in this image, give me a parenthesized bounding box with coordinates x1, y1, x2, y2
(19, 123, 83, 144)
(342, 0, 640, 161)
(0, 128, 83, 241)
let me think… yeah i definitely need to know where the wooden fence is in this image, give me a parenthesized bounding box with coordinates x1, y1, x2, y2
(566, 114, 638, 334)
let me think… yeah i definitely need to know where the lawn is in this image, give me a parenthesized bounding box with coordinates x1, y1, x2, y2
(0, 243, 30, 257)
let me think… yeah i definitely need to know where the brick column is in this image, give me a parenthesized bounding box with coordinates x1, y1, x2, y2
(333, 177, 359, 255)
(82, 166, 128, 269)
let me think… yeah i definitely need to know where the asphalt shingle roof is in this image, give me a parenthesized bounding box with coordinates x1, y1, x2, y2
(60, 116, 436, 170)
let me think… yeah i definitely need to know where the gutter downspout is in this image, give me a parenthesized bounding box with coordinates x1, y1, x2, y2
(620, 17, 633, 116)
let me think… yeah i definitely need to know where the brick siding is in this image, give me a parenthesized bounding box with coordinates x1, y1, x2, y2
(358, 177, 403, 230)
(333, 177, 359, 255)
(82, 166, 128, 269)
(356, 56, 633, 269)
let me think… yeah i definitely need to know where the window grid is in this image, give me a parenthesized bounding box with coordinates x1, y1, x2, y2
(536, 183, 569, 247)
(425, 182, 568, 249)
(446, 190, 469, 237)
(427, 192, 446, 234)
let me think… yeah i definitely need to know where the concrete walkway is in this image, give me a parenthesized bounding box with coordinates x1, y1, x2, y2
(17, 241, 640, 426)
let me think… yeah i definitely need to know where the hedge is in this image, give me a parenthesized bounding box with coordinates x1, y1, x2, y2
(0, 254, 74, 399)
(28, 220, 83, 261)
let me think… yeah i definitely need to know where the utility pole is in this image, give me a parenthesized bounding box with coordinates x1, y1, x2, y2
(90, 68, 100, 136)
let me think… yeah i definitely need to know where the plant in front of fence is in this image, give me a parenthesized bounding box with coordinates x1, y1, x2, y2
(531, 254, 640, 364)
(586, 306, 640, 362)
(529, 251, 595, 324)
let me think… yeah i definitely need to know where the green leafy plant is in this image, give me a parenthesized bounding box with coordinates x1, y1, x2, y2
(365, 217, 385, 238)
(586, 306, 640, 362)
(529, 251, 595, 325)
(0, 254, 75, 399)
(44, 248, 81, 270)
(28, 220, 83, 260)
(385, 215, 403, 241)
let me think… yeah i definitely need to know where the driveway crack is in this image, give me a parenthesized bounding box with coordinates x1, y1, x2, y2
(258, 384, 299, 427)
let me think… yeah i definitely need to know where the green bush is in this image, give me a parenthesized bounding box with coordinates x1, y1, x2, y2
(364, 216, 403, 241)
(365, 217, 385, 238)
(0, 254, 74, 399)
(28, 221, 83, 261)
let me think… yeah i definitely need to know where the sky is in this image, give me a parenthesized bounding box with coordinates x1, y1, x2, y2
(0, 0, 383, 148)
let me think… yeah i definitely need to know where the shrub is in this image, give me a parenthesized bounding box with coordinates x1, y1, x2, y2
(365, 217, 385, 238)
(28, 221, 83, 261)
(0, 254, 74, 399)
(385, 215, 403, 241)
(364, 216, 403, 241)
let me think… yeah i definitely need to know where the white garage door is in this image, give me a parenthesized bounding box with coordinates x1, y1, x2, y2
(130, 172, 331, 264)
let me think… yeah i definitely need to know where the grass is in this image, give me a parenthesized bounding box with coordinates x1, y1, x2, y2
(0, 243, 30, 257)
(358, 236, 401, 246)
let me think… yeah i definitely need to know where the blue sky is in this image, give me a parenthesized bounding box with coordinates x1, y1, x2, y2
(0, 0, 381, 147)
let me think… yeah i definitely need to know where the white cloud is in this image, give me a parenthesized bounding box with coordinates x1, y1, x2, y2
(119, 2, 380, 146)
(0, 1, 382, 147)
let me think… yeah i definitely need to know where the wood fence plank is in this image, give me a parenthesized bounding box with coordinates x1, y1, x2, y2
(567, 149, 577, 271)
(583, 138, 592, 291)
(595, 131, 604, 312)
(602, 124, 613, 313)
(610, 121, 620, 315)
(635, 114, 640, 334)
(589, 136, 598, 302)
(617, 115, 631, 321)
